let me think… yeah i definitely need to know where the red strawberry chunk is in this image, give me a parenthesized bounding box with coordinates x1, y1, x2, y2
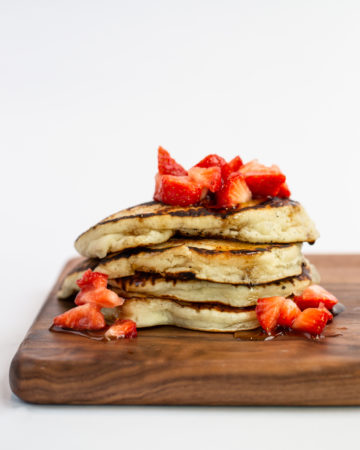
(277, 182, 291, 198)
(53, 304, 106, 330)
(195, 154, 227, 171)
(319, 303, 333, 322)
(277, 298, 301, 328)
(216, 173, 251, 208)
(75, 286, 125, 308)
(256, 296, 285, 334)
(154, 174, 204, 206)
(239, 160, 286, 197)
(188, 166, 222, 192)
(292, 308, 330, 335)
(105, 319, 137, 340)
(76, 269, 108, 289)
(294, 285, 339, 310)
(227, 155, 243, 172)
(158, 146, 187, 176)
(221, 156, 244, 180)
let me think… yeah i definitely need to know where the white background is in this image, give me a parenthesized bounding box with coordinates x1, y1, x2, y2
(1, 1, 360, 449)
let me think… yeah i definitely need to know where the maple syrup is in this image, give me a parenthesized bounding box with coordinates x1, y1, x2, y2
(50, 325, 108, 341)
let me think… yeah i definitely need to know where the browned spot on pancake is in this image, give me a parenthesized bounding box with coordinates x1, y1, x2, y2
(111, 263, 311, 289)
(86, 197, 298, 230)
(68, 258, 98, 275)
(126, 296, 256, 313)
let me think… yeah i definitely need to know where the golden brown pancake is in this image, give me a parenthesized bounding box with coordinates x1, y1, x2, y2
(108, 260, 319, 307)
(58, 238, 304, 298)
(75, 198, 319, 258)
(102, 297, 259, 332)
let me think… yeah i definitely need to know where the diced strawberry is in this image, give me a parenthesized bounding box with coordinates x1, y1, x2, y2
(154, 174, 204, 206)
(75, 286, 125, 308)
(215, 173, 252, 208)
(105, 319, 137, 340)
(75, 269, 125, 308)
(256, 296, 284, 334)
(158, 146, 187, 176)
(319, 303, 333, 322)
(76, 269, 108, 289)
(227, 156, 243, 172)
(292, 308, 330, 335)
(294, 285, 339, 311)
(221, 156, 244, 181)
(194, 154, 244, 184)
(277, 182, 291, 198)
(239, 160, 286, 197)
(195, 154, 227, 171)
(188, 166, 222, 192)
(277, 298, 301, 328)
(53, 304, 106, 330)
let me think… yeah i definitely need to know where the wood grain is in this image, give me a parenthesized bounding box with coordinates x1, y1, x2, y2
(9, 255, 360, 405)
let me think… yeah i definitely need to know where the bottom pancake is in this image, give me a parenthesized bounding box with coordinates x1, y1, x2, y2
(102, 297, 259, 332)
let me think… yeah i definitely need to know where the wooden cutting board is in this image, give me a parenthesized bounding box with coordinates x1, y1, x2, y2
(9, 255, 360, 405)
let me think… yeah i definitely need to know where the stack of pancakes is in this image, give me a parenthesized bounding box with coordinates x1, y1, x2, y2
(58, 197, 319, 332)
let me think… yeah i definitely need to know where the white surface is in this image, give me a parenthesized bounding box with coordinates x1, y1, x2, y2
(1, 1, 360, 448)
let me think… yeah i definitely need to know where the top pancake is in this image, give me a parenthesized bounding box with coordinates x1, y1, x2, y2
(75, 198, 319, 258)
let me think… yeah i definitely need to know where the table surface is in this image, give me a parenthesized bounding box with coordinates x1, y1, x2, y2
(2, 255, 360, 450)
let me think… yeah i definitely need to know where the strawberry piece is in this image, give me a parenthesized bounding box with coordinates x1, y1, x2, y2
(277, 182, 291, 198)
(227, 155, 243, 173)
(195, 154, 227, 171)
(75, 269, 125, 308)
(277, 298, 301, 328)
(222, 156, 244, 180)
(105, 319, 137, 340)
(319, 303, 333, 322)
(294, 285, 339, 311)
(53, 304, 106, 330)
(256, 296, 284, 334)
(188, 166, 222, 192)
(292, 308, 330, 335)
(239, 160, 286, 197)
(215, 173, 252, 208)
(75, 286, 124, 308)
(158, 146, 187, 176)
(154, 174, 204, 206)
(76, 269, 108, 289)
(195, 154, 244, 184)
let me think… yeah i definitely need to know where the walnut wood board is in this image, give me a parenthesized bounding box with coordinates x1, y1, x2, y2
(10, 255, 360, 405)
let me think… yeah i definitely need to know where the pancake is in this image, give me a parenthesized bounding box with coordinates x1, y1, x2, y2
(75, 198, 319, 258)
(58, 239, 304, 298)
(108, 261, 319, 307)
(102, 297, 259, 332)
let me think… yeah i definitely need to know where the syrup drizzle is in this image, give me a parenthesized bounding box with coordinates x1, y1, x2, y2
(50, 325, 108, 341)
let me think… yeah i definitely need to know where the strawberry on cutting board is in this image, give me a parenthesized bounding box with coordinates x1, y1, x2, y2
(105, 319, 138, 340)
(76, 269, 108, 289)
(75, 269, 125, 308)
(292, 308, 331, 335)
(277, 298, 301, 328)
(255, 296, 285, 334)
(294, 285, 339, 311)
(53, 304, 106, 331)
